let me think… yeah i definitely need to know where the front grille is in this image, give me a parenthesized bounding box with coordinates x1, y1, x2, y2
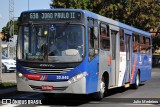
(24, 66, 73, 74)
(10, 67, 16, 69)
(30, 85, 67, 91)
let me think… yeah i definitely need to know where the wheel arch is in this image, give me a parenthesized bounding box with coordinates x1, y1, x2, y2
(102, 71, 109, 88)
(138, 69, 140, 81)
(134, 68, 140, 83)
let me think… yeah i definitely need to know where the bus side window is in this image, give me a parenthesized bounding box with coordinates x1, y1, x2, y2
(120, 29, 124, 52)
(140, 35, 146, 54)
(146, 37, 151, 54)
(89, 27, 94, 48)
(133, 33, 140, 52)
(100, 23, 110, 51)
(88, 18, 99, 61)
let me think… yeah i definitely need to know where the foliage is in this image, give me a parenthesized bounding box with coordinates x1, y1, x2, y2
(1, 20, 18, 36)
(152, 26, 160, 52)
(51, 0, 160, 31)
(0, 82, 16, 89)
(51, 0, 160, 52)
(1, 20, 18, 41)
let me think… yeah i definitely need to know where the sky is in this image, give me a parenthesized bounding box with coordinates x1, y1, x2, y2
(0, 0, 51, 31)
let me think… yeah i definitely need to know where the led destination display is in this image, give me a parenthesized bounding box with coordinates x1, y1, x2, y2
(22, 11, 82, 21)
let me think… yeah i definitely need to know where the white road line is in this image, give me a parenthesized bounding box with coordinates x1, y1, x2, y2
(90, 101, 100, 104)
(0, 104, 20, 107)
(35, 106, 51, 107)
(0, 104, 50, 107)
(124, 103, 160, 106)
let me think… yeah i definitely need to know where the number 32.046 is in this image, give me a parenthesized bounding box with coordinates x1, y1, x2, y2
(56, 76, 69, 79)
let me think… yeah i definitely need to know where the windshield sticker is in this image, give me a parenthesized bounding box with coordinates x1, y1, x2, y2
(50, 25, 56, 31)
(27, 53, 44, 60)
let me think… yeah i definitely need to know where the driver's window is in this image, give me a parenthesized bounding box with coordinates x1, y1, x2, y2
(88, 18, 99, 61)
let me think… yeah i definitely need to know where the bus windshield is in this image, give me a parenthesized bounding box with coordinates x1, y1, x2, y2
(17, 23, 85, 63)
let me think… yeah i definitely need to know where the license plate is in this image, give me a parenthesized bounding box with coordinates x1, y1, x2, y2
(42, 85, 54, 90)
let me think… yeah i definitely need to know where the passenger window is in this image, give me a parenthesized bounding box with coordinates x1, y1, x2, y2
(135, 34, 139, 43)
(146, 37, 151, 54)
(100, 23, 110, 51)
(120, 29, 124, 52)
(140, 36, 144, 44)
(89, 27, 94, 49)
(140, 35, 146, 54)
(143, 36, 146, 44)
(132, 33, 140, 52)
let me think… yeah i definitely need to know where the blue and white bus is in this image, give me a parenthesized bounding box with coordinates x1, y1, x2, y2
(16, 9, 152, 100)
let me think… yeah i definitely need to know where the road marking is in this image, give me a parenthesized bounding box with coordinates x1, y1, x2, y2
(0, 104, 50, 107)
(0, 104, 20, 107)
(125, 103, 160, 106)
(35, 106, 50, 107)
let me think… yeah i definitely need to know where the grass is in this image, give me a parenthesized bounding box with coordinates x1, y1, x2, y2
(153, 54, 160, 55)
(0, 82, 16, 89)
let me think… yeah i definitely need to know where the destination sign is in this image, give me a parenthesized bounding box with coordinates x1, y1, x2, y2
(22, 11, 82, 21)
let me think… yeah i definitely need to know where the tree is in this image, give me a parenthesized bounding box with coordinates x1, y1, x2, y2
(51, 0, 160, 31)
(152, 26, 160, 52)
(50, 0, 160, 52)
(1, 20, 18, 41)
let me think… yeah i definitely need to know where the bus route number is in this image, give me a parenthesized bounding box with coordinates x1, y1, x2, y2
(57, 76, 69, 80)
(30, 13, 39, 20)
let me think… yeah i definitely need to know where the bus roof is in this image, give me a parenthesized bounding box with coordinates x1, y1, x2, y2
(21, 8, 151, 36)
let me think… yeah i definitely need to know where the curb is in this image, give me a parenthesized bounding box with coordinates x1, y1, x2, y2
(0, 86, 17, 99)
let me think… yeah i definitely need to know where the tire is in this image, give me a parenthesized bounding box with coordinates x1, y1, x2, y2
(2, 64, 5, 73)
(3, 65, 7, 73)
(132, 73, 140, 89)
(93, 76, 108, 101)
(43, 93, 55, 99)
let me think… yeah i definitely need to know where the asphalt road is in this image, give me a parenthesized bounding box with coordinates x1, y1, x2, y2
(0, 68, 160, 107)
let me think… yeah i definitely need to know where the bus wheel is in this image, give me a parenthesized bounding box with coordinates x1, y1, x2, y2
(93, 76, 106, 100)
(43, 93, 55, 99)
(132, 73, 140, 89)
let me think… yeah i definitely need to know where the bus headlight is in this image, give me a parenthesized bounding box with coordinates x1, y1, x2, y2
(18, 72, 23, 78)
(68, 72, 87, 84)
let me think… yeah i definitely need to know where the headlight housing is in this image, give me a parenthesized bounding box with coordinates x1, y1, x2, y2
(68, 72, 87, 84)
(18, 72, 23, 78)
(4, 62, 14, 65)
(18, 73, 23, 78)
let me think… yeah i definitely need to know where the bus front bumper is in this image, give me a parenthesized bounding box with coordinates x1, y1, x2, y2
(16, 75, 86, 94)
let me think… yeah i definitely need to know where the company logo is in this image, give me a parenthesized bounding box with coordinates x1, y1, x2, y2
(2, 99, 11, 104)
(2, 99, 42, 105)
(39, 64, 55, 67)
